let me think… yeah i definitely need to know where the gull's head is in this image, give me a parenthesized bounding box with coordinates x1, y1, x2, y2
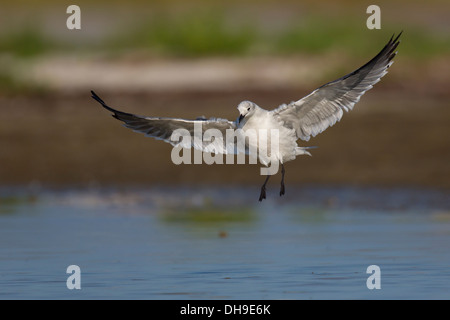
(237, 100, 257, 123)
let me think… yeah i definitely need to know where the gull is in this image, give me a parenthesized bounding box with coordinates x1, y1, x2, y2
(92, 32, 401, 201)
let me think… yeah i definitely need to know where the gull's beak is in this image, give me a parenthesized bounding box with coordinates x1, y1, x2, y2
(238, 114, 245, 123)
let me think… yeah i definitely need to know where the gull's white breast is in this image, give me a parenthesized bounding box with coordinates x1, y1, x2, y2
(241, 109, 298, 165)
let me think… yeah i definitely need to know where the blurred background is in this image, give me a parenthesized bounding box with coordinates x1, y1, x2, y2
(0, 0, 449, 190)
(1, 0, 450, 300)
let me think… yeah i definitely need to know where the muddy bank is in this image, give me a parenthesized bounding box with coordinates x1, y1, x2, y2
(1, 86, 449, 190)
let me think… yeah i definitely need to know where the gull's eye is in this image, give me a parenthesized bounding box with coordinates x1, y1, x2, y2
(247, 108, 250, 111)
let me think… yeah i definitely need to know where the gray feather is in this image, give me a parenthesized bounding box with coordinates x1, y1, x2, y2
(271, 32, 402, 141)
(91, 90, 236, 153)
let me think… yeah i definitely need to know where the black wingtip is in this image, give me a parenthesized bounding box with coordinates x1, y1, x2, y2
(393, 31, 403, 44)
(90, 90, 138, 122)
(90, 90, 118, 114)
(382, 31, 402, 59)
(91, 90, 106, 105)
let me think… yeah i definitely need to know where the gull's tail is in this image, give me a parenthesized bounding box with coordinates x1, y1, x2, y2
(296, 146, 317, 157)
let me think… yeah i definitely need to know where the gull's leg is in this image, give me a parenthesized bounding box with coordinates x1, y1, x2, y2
(259, 175, 271, 202)
(280, 164, 285, 196)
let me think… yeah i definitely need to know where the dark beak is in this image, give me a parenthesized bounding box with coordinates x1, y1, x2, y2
(239, 114, 245, 123)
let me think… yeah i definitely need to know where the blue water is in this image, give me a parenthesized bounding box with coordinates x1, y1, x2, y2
(0, 186, 449, 299)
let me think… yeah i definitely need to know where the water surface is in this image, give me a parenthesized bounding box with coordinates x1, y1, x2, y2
(0, 186, 449, 299)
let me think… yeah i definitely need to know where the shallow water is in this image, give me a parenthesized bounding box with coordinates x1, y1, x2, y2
(0, 185, 449, 300)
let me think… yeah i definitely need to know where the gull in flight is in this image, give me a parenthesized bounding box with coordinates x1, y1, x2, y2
(92, 32, 401, 201)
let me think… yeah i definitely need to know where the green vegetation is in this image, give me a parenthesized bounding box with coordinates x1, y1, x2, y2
(109, 11, 257, 57)
(162, 204, 255, 225)
(0, 195, 37, 214)
(2, 7, 448, 95)
(0, 10, 448, 59)
(107, 12, 449, 58)
(395, 28, 450, 58)
(0, 28, 56, 58)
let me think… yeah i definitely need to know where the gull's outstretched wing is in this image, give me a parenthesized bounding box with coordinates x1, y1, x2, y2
(92, 91, 236, 154)
(271, 32, 402, 141)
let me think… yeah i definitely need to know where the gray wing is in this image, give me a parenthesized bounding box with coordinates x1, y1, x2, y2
(271, 32, 402, 141)
(92, 91, 236, 154)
